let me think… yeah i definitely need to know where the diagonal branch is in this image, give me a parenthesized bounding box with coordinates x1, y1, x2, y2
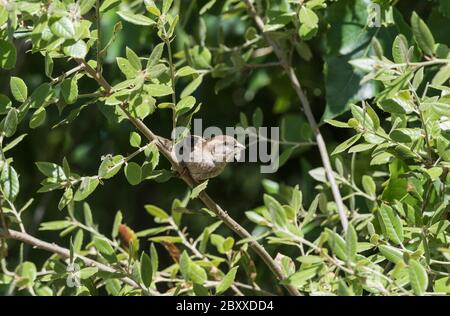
(0, 228, 159, 295)
(74, 59, 301, 296)
(243, 0, 348, 232)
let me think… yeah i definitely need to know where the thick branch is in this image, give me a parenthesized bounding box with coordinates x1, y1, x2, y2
(74, 59, 301, 296)
(243, 0, 348, 232)
(0, 229, 158, 295)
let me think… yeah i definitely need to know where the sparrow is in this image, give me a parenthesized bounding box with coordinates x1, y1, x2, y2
(162, 135, 245, 182)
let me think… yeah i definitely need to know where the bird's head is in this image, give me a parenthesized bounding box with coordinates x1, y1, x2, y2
(207, 135, 245, 162)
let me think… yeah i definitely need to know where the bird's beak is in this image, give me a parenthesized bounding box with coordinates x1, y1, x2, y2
(236, 142, 245, 150)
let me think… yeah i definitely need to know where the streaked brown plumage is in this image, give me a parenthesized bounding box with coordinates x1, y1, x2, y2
(163, 135, 245, 181)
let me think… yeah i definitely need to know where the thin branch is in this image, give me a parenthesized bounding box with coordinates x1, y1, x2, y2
(243, 0, 348, 232)
(73, 58, 301, 296)
(0, 228, 159, 295)
(162, 28, 178, 129)
(95, 0, 102, 73)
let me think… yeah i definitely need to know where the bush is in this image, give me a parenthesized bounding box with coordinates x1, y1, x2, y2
(0, 0, 449, 296)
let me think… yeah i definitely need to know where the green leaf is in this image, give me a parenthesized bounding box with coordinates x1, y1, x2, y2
(136, 226, 170, 237)
(326, 228, 347, 261)
(146, 64, 167, 79)
(3, 108, 18, 137)
(0, 163, 19, 202)
(83, 202, 94, 227)
(176, 66, 197, 77)
(112, 210, 123, 238)
(425, 167, 443, 181)
(432, 65, 450, 86)
(348, 143, 375, 153)
(73, 229, 84, 252)
(222, 237, 234, 252)
(284, 267, 319, 288)
(40, 220, 72, 231)
(58, 188, 73, 210)
(216, 267, 238, 295)
(162, 0, 173, 14)
(10, 77, 27, 102)
(181, 76, 203, 98)
(176, 96, 196, 115)
(129, 132, 141, 148)
(140, 252, 153, 288)
(0, 94, 11, 114)
(146, 84, 173, 97)
(3, 133, 27, 152)
(126, 47, 142, 71)
(350, 104, 375, 130)
(144, 204, 169, 220)
(379, 245, 403, 264)
(325, 119, 350, 128)
(150, 243, 158, 277)
(263, 194, 287, 228)
(63, 40, 88, 59)
(35, 162, 66, 179)
(299, 7, 319, 28)
(0, 40, 16, 70)
(245, 211, 270, 226)
(117, 57, 138, 79)
(93, 237, 115, 257)
(298, 23, 318, 41)
(252, 107, 263, 128)
(409, 259, 428, 295)
(29, 107, 46, 128)
(147, 43, 164, 69)
(100, 0, 120, 12)
(346, 224, 357, 262)
(98, 155, 123, 179)
(434, 277, 450, 293)
(392, 34, 409, 64)
(378, 94, 414, 114)
(145, 0, 161, 16)
(61, 78, 79, 105)
(167, 15, 179, 38)
(200, 0, 216, 15)
(378, 204, 404, 245)
(124, 162, 142, 185)
(189, 261, 207, 284)
(28, 83, 54, 109)
(365, 103, 380, 130)
(149, 236, 181, 243)
(190, 180, 208, 199)
(16, 262, 37, 286)
(80, 267, 98, 279)
(74, 177, 99, 201)
(179, 251, 190, 279)
(411, 12, 435, 56)
(79, 0, 96, 14)
(362, 175, 376, 197)
(332, 134, 361, 155)
(117, 11, 155, 26)
(389, 128, 420, 143)
(50, 17, 76, 39)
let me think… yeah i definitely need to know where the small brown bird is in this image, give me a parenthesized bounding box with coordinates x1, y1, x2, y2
(166, 135, 245, 182)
